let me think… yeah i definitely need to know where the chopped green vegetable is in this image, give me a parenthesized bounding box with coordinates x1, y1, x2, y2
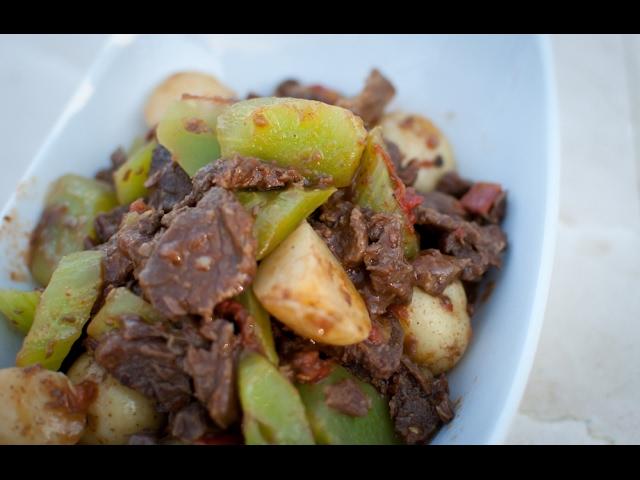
(17, 250, 104, 371)
(157, 96, 228, 176)
(237, 187, 336, 260)
(297, 364, 399, 445)
(217, 97, 367, 187)
(236, 288, 278, 365)
(238, 352, 315, 445)
(28, 175, 117, 286)
(0, 290, 41, 335)
(113, 140, 157, 205)
(352, 127, 419, 258)
(87, 287, 166, 340)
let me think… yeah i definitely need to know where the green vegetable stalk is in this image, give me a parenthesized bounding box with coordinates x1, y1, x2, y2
(236, 288, 278, 365)
(156, 96, 229, 177)
(17, 250, 104, 371)
(238, 352, 315, 445)
(297, 364, 400, 445)
(352, 127, 419, 258)
(0, 290, 41, 335)
(217, 97, 367, 187)
(237, 187, 336, 260)
(28, 174, 118, 286)
(87, 287, 166, 340)
(114, 140, 157, 204)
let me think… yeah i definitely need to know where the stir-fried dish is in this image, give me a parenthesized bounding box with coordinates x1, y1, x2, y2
(0, 69, 507, 445)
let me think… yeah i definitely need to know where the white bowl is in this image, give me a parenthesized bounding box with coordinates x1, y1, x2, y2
(0, 34, 558, 444)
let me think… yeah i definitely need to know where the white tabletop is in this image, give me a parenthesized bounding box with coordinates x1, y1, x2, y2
(1, 33, 638, 444)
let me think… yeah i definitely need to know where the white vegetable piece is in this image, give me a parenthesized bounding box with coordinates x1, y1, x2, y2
(253, 220, 371, 346)
(380, 112, 456, 193)
(67, 353, 162, 445)
(144, 71, 236, 127)
(403, 282, 471, 374)
(0, 366, 88, 444)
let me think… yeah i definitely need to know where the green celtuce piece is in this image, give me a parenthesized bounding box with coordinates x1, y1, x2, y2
(16, 250, 104, 371)
(114, 140, 157, 204)
(217, 97, 367, 187)
(157, 96, 229, 176)
(237, 187, 336, 260)
(297, 364, 400, 445)
(28, 174, 118, 286)
(238, 351, 315, 445)
(87, 287, 166, 340)
(0, 290, 41, 335)
(353, 127, 419, 258)
(236, 288, 278, 365)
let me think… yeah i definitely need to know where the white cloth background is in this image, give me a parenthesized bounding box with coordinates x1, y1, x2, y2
(1, 33, 638, 444)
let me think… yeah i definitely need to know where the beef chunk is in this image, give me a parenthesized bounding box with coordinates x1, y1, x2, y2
(412, 249, 469, 296)
(275, 79, 342, 105)
(385, 139, 419, 186)
(95, 147, 127, 185)
(324, 378, 372, 417)
(145, 145, 192, 213)
(363, 213, 414, 314)
(435, 171, 473, 198)
(419, 191, 468, 219)
(459, 182, 505, 221)
(139, 187, 256, 320)
(183, 319, 240, 429)
(415, 206, 507, 282)
(168, 402, 209, 441)
(388, 357, 454, 444)
(287, 350, 334, 384)
(94, 205, 129, 244)
(336, 69, 396, 127)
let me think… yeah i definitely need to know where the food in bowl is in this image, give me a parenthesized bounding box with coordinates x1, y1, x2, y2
(0, 69, 508, 445)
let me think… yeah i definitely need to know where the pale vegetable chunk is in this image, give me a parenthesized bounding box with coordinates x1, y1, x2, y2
(0, 366, 88, 444)
(67, 354, 162, 445)
(402, 282, 471, 374)
(381, 112, 456, 193)
(144, 71, 236, 127)
(253, 221, 371, 346)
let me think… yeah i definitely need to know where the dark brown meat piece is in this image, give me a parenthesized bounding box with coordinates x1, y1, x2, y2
(139, 187, 256, 320)
(412, 249, 470, 296)
(324, 378, 372, 417)
(435, 171, 473, 198)
(145, 145, 192, 213)
(183, 319, 240, 429)
(385, 139, 419, 186)
(388, 357, 454, 445)
(287, 350, 334, 384)
(94, 315, 196, 413)
(414, 206, 507, 282)
(363, 213, 414, 314)
(275, 79, 342, 105)
(94, 205, 129, 244)
(460, 182, 503, 218)
(419, 191, 468, 219)
(168, 403, 209, 442)
(95, 147, 127, 185)
(337, 69, 396, 127)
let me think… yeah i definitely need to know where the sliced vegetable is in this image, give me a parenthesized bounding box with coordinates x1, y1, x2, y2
(157, 95, 230, 176)
(353, 126, 419, 258)
(297, 365, 399, 445)
(0, 290, 41, 335)
(113, 140, 157, 204)
(144, 71, 236, 127)
(238, 351, 315, 445)
(380, 111, 456, 193)
(253, 221, 371, 346)
(236, 288, 278, 365)
(68, 354, 163, 445)
(28, 175, 117, 286)
(237, 186, 336, 260)
(17, 250, 104, 371)
(402, 283, 471, 374)
(217, 97, 367, 187)
(87, 287, 166, 340)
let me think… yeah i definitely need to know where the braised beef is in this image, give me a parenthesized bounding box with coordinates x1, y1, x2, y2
(94, 205, 129, 244)
(336, 69, 396, 127)
(324, 378, 372, 417)
(435, 171, 473, 198)
(145, 145, 192, 213)
(419, 191, 468, 219)
(139, 187, 256, 320)
(275, 79, 342, 105)
(168, 402, 209, 441)
(385, 139, 419, 186)
(460, 182, 504, 220)
(412, 249, 469, 296)
(95, 147, 127, 185)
